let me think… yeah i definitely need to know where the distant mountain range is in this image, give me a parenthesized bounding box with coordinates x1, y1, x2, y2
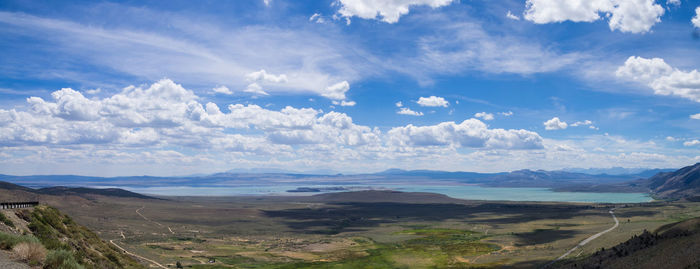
(560, 167, 675, 176)
(0, 164, 698, 200)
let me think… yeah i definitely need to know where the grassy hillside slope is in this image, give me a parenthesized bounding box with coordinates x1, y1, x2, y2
(2, 205, 145, 269)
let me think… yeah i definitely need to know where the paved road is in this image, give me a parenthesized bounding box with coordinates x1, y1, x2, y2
(544, 209, 619, 267)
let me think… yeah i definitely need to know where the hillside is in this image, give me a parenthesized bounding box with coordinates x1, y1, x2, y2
(35, 186, 157, 200)
(0, 205, 145, 268)
(0, 181, 156, 200)
(554, 216, 700, 269)
(647, 163, 700, 199)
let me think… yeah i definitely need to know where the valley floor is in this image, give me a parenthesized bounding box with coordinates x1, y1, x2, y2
(33, 191, 700, 268)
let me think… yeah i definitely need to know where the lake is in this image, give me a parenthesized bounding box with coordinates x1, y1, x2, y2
(122, 183, 652, 203)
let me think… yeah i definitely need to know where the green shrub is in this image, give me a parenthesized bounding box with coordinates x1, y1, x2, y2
(0, 212, 15, 228)
(44, 249, 84, 269)
(0, 232, 40, 250)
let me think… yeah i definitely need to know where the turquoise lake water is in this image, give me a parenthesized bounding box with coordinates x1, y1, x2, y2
(123, 183, 652, 203)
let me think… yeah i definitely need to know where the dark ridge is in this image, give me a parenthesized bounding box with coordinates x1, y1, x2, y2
(35, 186, 159, 199)
(0, 181, 158, 200)
(0, 181, 35, 192)
(647, 162, 700, 199)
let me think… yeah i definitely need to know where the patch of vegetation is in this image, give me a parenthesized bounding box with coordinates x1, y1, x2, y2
(146, 244, 175, 250)
(0, 231, 40, 250)
(45, 249, 85, 269)
(175, 236, 206, 243)
(0, 211, 15, 228)
(275, 229, 498, 268)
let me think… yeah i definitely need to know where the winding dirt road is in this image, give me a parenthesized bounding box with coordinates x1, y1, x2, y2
(545, 209, 619, 267)
(110, 239, 167, 269)
(135, 206, 175, 234)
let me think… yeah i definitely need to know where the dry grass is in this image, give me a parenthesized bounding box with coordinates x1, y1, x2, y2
(13, 241, 46, 265)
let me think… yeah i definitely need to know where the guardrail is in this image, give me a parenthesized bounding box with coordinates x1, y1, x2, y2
(0, 202, 39, 209)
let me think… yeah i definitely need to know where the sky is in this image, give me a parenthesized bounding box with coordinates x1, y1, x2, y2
(0, 0, 700, 176)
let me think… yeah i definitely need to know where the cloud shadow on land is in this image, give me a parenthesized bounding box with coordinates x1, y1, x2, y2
(263, 202, 606, 234)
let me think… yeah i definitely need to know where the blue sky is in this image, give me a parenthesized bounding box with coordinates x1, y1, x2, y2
(0, 0, 699, 176)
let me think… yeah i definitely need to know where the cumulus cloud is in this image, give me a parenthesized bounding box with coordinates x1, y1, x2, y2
(388, 119, 544, 149)
(243, 83, 269, 96)
(616, 56, 700, 102)
(3, 79, 383, 152)
(397, 107, 423, 116)
(335, 0, 456, 23)
(524, 0, 664, 33)
(691, 113, 700, 119)
(212, 85, 233, 95)
(693, 6, 700, 28)
(684, 139, 700, 146)
(474, 112, 494, 121)
(417, 96, 449, 107)
(322, 81, 351, 100)
(246, 69, 288, 83)
(500, 111, 514, 117)
(506, 11, 520, 20)
(544, 117, 568, 130)
(395, 101, 403, 107)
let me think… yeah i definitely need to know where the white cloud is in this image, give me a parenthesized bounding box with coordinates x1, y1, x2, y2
(212, 85, 233, 95)
(570, 120, 593, 127)
(322, 81, 351, 100)
(388, 119, 544, 149)
(691, 113, 700, 119)
(395, 101, 403, 107)
(684, 139, 700, 146)
(309, 13, 326, 24)
(693, 6, 700, 28)
(243, 83, 269, 96)
(2, 79, 383, 153)
(263, 0, 271, 6)
(246, 69, 288, 83)
(616, 56, 700, 102)
(474, 112, 494, 121)
(524, 0, 664, 33)
(666, 136, 677, 141)
(667, 0, 680, 6)
(499, 111, 514, 117)
(397, 107, 423, 116)
(417, 96, 449, 107)
(332, 100, 357, 107)
(336, 0, 456, 23)
(506, 11, 520, 20)
(85, 88, 101, 95)
(544, 117, 568, 130)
